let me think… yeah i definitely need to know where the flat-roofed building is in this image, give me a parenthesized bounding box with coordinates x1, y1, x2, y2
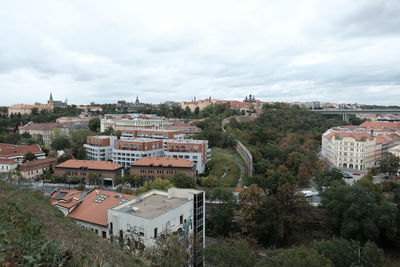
(20, 157, 57, 180)
(108, 188, 205, 266)
(84, 136, 117, 161)
(54, 160, 124, 186)
(130, 157, 196, 179)
(0, 143, 45, 163)
(112, 138, 164, 168)
(164, 139, 210, 174)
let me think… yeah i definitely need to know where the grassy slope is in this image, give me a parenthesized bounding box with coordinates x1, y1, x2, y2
(0, 181, 144, 267)
(208, 148, 245, 187)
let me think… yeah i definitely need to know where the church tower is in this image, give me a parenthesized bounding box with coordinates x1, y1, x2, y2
(48, 92, 54, 107)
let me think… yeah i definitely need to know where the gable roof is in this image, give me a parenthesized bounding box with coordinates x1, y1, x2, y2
(67, 189, 134, 226)
(55, 159, 123, 171)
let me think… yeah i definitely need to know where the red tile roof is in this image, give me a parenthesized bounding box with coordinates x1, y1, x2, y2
(0, 143, 43, 157)
(132, 157, 195, 168)
(19, 123, 61, 131)
(55, 159, 123, 171)
(9, 104, 52, 110)
(50, 190, 84, 209)
(20, 158, 57, 172)
(0, 158, 18, 164)
(67, 189, 134, 226)
(360, 122, 400, 128)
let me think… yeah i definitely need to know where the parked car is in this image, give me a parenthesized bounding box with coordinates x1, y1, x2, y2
(352, 172, 361, 176)
(342, 172, 352, 179)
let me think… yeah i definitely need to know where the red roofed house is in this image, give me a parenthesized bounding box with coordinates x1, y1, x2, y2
(49, 190, 86, 216)
(20, 157, 57, 180)
(54, 159, 124, 186)
(0, 143, 45, 163)
(67, 189, 133, 238)
(130, 157, 196, 179)
(19, 122, 69, 146)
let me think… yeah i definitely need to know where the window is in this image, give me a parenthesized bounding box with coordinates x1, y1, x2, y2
(180, 215, 183, 224)
(119, 230, 123, 239)
(95, 229, 99, 234)
(154, 228, 158, 239)
(102, 231, 107, 239)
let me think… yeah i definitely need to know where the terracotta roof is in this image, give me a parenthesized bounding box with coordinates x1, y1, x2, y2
(20, 158, 57, 171)
(0, 143, 43, 157)
(0, 158, 18, 164)
(324, 130, 374, 141)
(19, 123, 61, 131)
(67, 189, 134, 226)
(132, 157, 195, 168)
(50, 190, 84, 209)
(55, 159, 123, 171)
(360, 121, 400, 128)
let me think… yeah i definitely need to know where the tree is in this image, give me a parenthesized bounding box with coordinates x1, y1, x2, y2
(72, 145, 86, 160)
(23, 152, 36, 163)
(259, 246, 333, 267)
(380, 153, 400, 177)
(206, 188, 239, 237)
(21, 132, 31, 139)
(236, 184, 265, 237)
(170, 173, 196, 188)
(57, 153, 72, 163)
(88, 118, 100, 132)
(135, 178, 174, 194)
(51, 136, 71, 150)
(321, 181, 397, 243)
(144, 234, 188, 267)
(315, 168, 345, 190)
(312, 238, 387, 267)
(204, 239, 258, 267)
(256, 184, 309, 246)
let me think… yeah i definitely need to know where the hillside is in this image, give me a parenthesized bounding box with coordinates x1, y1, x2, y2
(0, 181, 144, 267)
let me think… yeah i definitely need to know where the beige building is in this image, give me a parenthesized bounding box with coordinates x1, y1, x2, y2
(20, 158, 57, 180)
(19, 122, 69, 146)
(322, 129, 376, 170)
(0, 158, 18, 173)
(8, 104, 53, 116)
(100, 114, 171, 132)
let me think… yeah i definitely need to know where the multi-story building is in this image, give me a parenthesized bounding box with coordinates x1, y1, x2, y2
(164, 140, 210, 174)
(8, 104, 53, 116)
(322, 123, 400, 170)
(19, 122, 69, 146)
(130, 157, 196, 179)
(100, 114, 171, 132)
(54, 159, 124, 186)
(108, 188, 205, 266)
(112, 139, 164, 168)
(20, 158, 57, 180)
(121, 129, 184, 140)
(0, 143, 45, 163)
(84, 136, 117, 161)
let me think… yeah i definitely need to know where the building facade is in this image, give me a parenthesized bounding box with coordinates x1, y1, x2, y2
(0, 143, 45, 163)
(130, 157, 196, 179)
(19, 122, 69, 146)
(84, 136, 117, 161)
(108, 188, 205, 266)
(100, 114, 171, 132)
(20, 158, 57, 180)
(112, 139, 164, 168)
(54, 160, 124, 186)
(164, 140, 211, 174)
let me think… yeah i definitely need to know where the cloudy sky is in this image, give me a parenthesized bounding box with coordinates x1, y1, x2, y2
(1, 0, 400, 106)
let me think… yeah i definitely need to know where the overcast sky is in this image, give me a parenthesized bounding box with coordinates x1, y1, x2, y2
(1, 0, 399, 106)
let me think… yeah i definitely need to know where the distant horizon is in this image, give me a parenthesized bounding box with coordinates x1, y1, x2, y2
(1, 1, 399, 106)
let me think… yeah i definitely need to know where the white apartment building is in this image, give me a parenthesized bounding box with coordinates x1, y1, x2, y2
(84, 136, 117, 161)
(112, 138, 165, 168)
(164, 139, 211, 174)
(108, 188, 205, 266)
(322, 129, 376, 170)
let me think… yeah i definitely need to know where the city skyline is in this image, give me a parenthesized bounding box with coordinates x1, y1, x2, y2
(1, 0, 400, 105)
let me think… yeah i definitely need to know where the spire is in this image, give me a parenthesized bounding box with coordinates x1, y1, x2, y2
(49, 92, 53, 101)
